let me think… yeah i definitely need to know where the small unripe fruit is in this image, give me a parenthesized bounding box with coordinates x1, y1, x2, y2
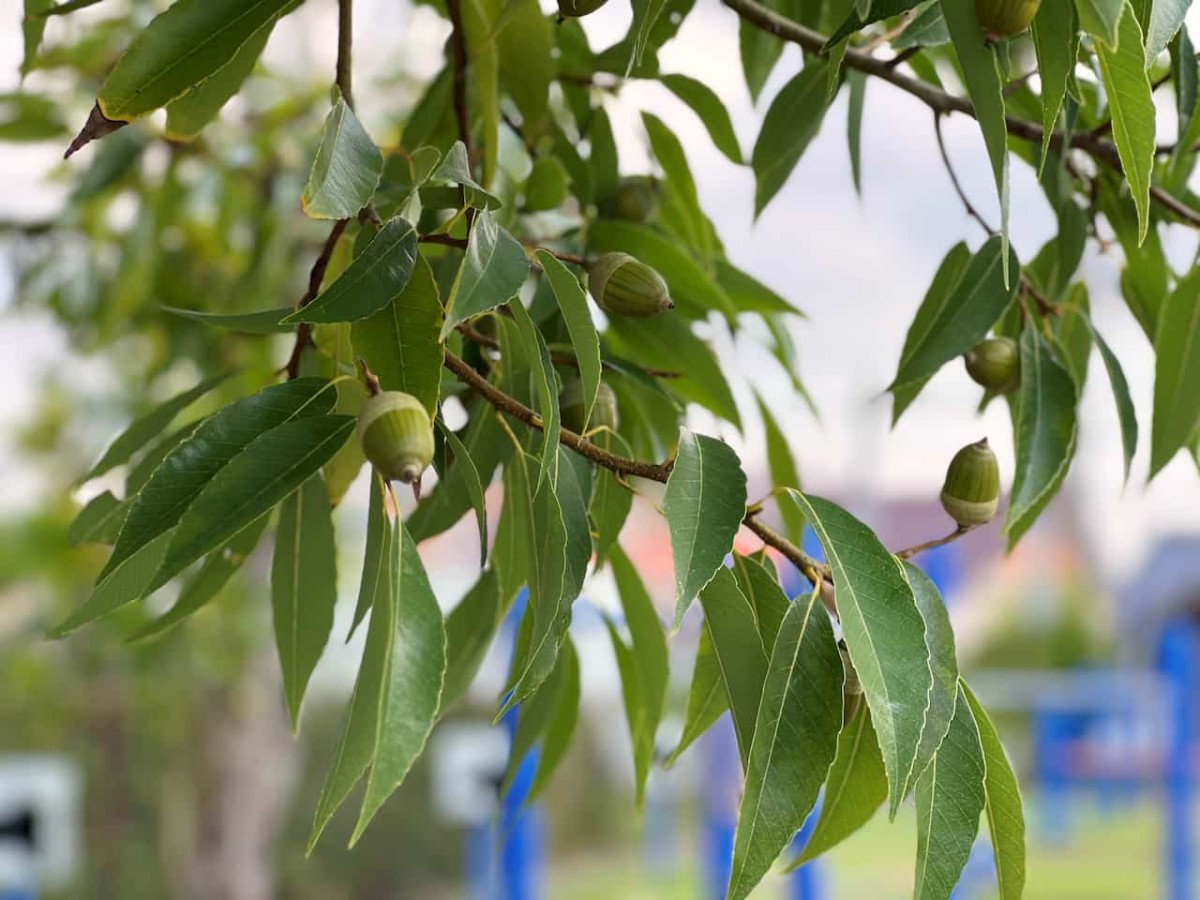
(965, 337, 1020, 393)
(560, 379, 619, 433)
(357, 391, 435, 484)
(588, 252, 674, 318)
(557, 0, 608, 17)
(974, 0, 1041, 39)
(604, 175, 661, 224)
(940, 438, 1000, 528)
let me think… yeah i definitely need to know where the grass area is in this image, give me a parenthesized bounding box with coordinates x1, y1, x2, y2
(551, 792, 1168, 899)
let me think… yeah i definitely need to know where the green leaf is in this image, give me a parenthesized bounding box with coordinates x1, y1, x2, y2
(906, 562, 959, 788)
(698, 567, 769, 766)
(538, 251, 601, 432)
(82, 372, 229, 483)
(660, 73, 742, 164)
(589, 108, 619, 208)
(889, 236, 1019, 392)
(301, 96, 384, 220)
(789, 491, 932, 818)
(824, 0, 922, 47)
(941, 0, 1011, 280)
(272, 473, 338, 729)
(1005, 328, 1079, 548)
(96, 0, 298, 121)
(665, 624, 728, 766)
(755, 394, 806, 545)
(1091, 325, 1139, 482)
(642, 112, 715, 264)
(68, 491, 127, 546)
(496, 0, 553, 131)
(509, 300, 561, 489)
(730, 553, 790, 652)
(285, 218, 417, 324)
(431, 142, 503, 210)
(1139, 0, 1188, 61)
(527, 636, 581, 800)
(1171, 29, 1197, 159)
(462, 0, 500, 185)
(1150, 271, 1200, 477)
(752, 63, 831, 217)
(738, 0, 786, 101)
(913, 684, 986, 900)
(163, 19, 275, 140)
(440, 421, 489, 566)
(350, 255, 443, 416)
(1052, 283, 1093, 390)
(610, 545, 669, 805)
(441, 212, 530, 338)
(1076, 0, 1124, 45)
(164, 306, 295, 334)
(441, 570, 502, 712)
(22, 0, 53, 77)
(629, 0, 671, 71)
(794, 704, 887, 864)
(126, 515, 269, 643)
(963, 683, 1026, 900)
(727, 591, 842, 900)
(349, 473, 389, 640)
(504, 633, 573, 791)
(715, 261, 802, 316)
(589, 431, 635, 568)
(665, 431, 748, 626)
(1032, 0, 1078, 174)
(847, 69, 866, 195)
(890, 242, 974, 423)
(1096, 4, 1156, 242)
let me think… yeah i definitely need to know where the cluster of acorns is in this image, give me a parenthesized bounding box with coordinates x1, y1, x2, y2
(357, 252, 672, 485)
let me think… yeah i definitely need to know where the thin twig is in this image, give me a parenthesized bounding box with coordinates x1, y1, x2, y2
(444, 0, 473, 162)
(896, 525, 974, 560)
(934, 112, 997, 235)
(336, 0, 355, 109)
(284, 219, 348, 380)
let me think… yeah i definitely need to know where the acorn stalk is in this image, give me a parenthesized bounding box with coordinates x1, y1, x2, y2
(588, 252, 674, 318)
(940, 438, 1000, 528)
(357, 391, 435, 485)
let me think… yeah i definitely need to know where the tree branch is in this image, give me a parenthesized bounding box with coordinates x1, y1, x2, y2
(336, 0, 355, 110)
(444, 0, 473, 161)
(723, 0, 1200, 229)
(284, 219, 348, 380)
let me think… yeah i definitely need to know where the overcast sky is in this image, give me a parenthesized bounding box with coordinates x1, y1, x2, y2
(1, 0, 1198, 586)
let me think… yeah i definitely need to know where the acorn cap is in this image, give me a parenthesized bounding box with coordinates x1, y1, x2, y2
(974, 0, 1041, 39)
(940, 438, 1000, 528)
(560, 379, 619, 434)
(588, 252, 674, 318)
(964, 337, 1020, 394)
(357, 391, 435, 484)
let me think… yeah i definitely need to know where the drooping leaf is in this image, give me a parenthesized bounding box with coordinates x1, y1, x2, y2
(509, 299, 561, 489)
(82, 372, 229, 483)
(302, 96, 384, 220)
(727, 591, 842, 900)
(665, 431, 748, 626)
(660, 73, 743, 164)
(1005, 328, 1078, 548)
(755, 394, 806, 545)
(504, 633, 574, 791)
(350, 255, 443, 416)
(441, 570, 503, 712)
(1091, 325, 1139, 482)
(431, 141, 503, 210)
(1076, 0, 1124, 45)
(272, 473, 338, 730)
(698, 566, 768, 767)
(438, 422, 489, 566)
(68, 491, 127, 546)
(794, 703, 887, 864)
(789, 491, 932, 818)
(462, 0, 500, 186)
(1032, 0, 1078, 173)
(629, 0, 671, 72)
(752, 62, 831, 217)
(665, 624, 728, 766)
(642, 112, 715, 264)
(730, 552, 790, 652)
(905, 562, 959, 789)
(889, 236, 1019, 392)
(441, 211, 530, 337)
(1095, 3, 1156, 242)
(22, 0, 54, 77)
(715, 261, 802, 316)
(963, 683, 1026, 900)
(1137, 0, 1188, 62)
(1150, 270, 1200, 477)
(589, 431, 634, 568)
(164, 306, 295, 334)
(527, 636, 581, 800)
(914, 684, 986, 900)
(349, 474, 388, 640)
(285, 218, 418, 324)
(847, 69, 866, 195)
(496, 0, 553, 131)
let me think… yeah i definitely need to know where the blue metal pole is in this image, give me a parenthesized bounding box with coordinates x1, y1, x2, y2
(499, 703, 544, 900)
(788, 799, 825, 900)
(1033, 705, 1071, 843)
(1159, 620, 1196, 900)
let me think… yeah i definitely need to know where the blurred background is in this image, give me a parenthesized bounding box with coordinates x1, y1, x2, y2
(2, 0, 1200, 898)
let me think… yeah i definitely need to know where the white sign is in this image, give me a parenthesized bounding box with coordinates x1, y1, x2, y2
(0, 756, 81, 891)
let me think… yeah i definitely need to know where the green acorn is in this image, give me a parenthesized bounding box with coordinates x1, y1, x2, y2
(940, 438, 1000, 528)
(588, 252, 674, 318)
(356, 390, 435, 484)
(557, 0, 608, 18)
(604, 175, 661, 224)
(523, 157, 570, 212)
(560, 379, 619, 434)
(964, 337, 1020, 394)
(974, 0, 1041, 39)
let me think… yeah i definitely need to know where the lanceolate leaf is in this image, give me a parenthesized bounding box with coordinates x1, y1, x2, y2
(92, 0, 296, 121)
(496, 0, 553, 131)
(660, 73, 743, 164)
(941, 0, 1010, 280)
(727, 591, 842, 900)
(730, 553, 790, 652)
(462, 0, 500, 186)
(349, 473, 388, 640)
(431, 142, 503, 209)
(68, 491, 126, 546)
(351, 255, 444, 417)
(589, 432, 635, 568)
(610, 545, 669, 805)
(847, 69, 866, 195)
(1032, 0, 1079, 173)
(302, 96, 384, 221)
(913, 684, 986, 900)
(666, 622, 729, 766)
(1076, 0, 1124, 45)
(698, 567, 768, 767)
(441, 570, 503, 712)
(1091, 325, 1139, 482)
(164, 306, 295, 334)
(510, 299, 561, 489)
(752, 63, 831, 217)
(643, 112, 715, 266)
(441, 211, 530, 337)
(1138, 0, 1188, 63)
(504, 635, 573, 792)
(889, 236, 1019, 392)
(1096, 4, 1156, 242)
(527, 636, 581, 801)
(963, 683, 1026, 900)
(1150, 271, 1200, 477)
(82, 371, 229, 483)
(285, 218, 418, 324)
(272, 473, 338, 730)
(905, 562, 960, 789)
(789, 491, 932, 818)
(438, 422, 489, 566)
(665, 430, 748, 626)
(755, 395, 805, 545)
(1005, 328, 1078, 549)
(794, 704, 887, 865)
(538, 251, 601, 432)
